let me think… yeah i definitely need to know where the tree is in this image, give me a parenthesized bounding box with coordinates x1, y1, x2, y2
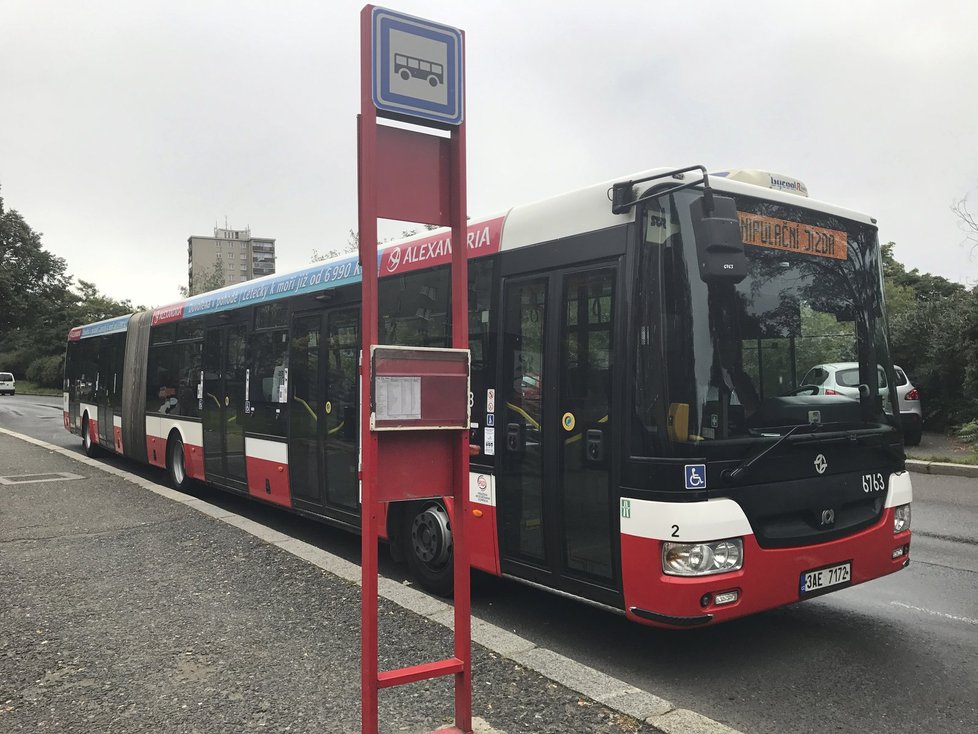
(312, 229, 359, 262)
(882, 241, 977, 427)
(310, 225, 439, 263)
(1, 185, 138, 386)
(179, 262, 226, 297)
(952, 194, 978, 257)
(71, 279, 135, 324)
(0, 187, 72, 346)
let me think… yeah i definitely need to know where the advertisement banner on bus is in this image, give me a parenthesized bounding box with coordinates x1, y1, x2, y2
(68, 315, 131, 340)
(379, 216, 503, 276)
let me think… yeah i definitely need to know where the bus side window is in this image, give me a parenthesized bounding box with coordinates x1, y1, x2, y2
(631, 208, 665, 457)
(378, 266, 451, 348)
(247, 328, 288, 437)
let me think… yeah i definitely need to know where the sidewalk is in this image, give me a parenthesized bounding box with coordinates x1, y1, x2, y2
(0, 430, 733, 734)
(905, 432, 978, 478)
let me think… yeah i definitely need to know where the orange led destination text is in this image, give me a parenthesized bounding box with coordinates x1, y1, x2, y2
(737, 212, 848, 260)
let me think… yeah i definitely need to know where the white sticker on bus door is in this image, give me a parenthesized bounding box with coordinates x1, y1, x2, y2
(486, 388, 495, 413)
(245, 369, 251, 413)
(278, 367, 289, 403)
(484, 426, 495, 456)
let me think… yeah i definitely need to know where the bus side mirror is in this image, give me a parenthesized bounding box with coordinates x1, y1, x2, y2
(689, 194, 747, 283)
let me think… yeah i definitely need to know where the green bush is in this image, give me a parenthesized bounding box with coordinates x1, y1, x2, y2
(25, 354, 64, 389)
(957, 420, 978, 445)
(0, 348, 32, 376)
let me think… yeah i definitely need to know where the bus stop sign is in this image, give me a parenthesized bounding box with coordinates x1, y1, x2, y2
(371, 7, 464, 126)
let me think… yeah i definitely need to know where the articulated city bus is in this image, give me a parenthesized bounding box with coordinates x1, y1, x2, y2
(64, 166, 912, 628)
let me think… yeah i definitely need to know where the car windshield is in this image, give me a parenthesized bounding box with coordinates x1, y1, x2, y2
(0, 373, 12, 381)
(633, 188, 900, 459)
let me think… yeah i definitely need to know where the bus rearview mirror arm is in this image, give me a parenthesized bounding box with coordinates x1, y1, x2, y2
(609, 164, 716, 215)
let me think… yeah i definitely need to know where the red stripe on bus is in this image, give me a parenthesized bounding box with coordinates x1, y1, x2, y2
(146, 436, 166, 468)
(467, 503, 500, 576)
(183, 442, 205, 481)
(246, 455, 291, 507)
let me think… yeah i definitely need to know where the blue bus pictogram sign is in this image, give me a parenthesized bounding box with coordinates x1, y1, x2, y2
(371, 7, 463, 126)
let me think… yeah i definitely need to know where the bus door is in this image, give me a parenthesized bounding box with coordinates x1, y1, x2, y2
(95, 336, 116, 448)
(496, 263, 621, 602)
(202, 322, 248, 489)
(289, 307, 360, 520)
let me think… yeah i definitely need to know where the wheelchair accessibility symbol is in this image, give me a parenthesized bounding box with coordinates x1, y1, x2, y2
(684, 464, 706, 490)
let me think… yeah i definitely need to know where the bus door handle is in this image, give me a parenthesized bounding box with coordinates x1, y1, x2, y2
(585, 428, 605, 465)
(506, 422, 525, 455)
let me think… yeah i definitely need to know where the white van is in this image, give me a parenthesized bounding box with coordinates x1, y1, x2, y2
(0, 372, 14, 396)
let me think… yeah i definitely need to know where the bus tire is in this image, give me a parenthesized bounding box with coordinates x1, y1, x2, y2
(82, 413, 99, 457)
(403, 500, 454, 597)
(166, 434, 191, 491)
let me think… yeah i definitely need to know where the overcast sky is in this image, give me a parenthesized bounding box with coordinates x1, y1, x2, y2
(3, 0, 978, 309)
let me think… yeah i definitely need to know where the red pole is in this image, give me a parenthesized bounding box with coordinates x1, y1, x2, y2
(358, 6, 379, 734)
(449, 31, 472, 733)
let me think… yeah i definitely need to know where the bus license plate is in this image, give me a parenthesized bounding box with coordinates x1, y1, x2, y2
(799, 561, 851, 598)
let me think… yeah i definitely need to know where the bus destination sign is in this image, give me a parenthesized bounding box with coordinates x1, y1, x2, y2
(738, 212, 848, 260)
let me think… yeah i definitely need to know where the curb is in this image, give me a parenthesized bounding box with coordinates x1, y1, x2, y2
(0, 426, 742, 734)
(905, 459, 978, 478)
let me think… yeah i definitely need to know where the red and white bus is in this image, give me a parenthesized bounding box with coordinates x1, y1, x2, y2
(64, 166, 912, 628)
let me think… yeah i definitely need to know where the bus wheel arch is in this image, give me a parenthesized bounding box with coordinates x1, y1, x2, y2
(401, 499, 454, 597)
(165, 429, 190, 491)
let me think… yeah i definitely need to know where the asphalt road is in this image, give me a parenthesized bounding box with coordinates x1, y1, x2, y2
(3, 394, 977, 733)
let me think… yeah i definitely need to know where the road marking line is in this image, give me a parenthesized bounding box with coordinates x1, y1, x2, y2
(0, 471, 84, 484)
(891, 601, 978, 625)
(0, 426, 743, 734)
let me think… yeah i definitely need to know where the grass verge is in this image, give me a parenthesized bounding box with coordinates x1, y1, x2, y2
(12, 381, 62, 397)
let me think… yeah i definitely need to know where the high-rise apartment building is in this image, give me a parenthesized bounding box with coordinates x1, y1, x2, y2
(187, 226, 276, 294)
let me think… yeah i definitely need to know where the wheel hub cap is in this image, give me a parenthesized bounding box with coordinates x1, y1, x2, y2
(412, 506, 452, 566)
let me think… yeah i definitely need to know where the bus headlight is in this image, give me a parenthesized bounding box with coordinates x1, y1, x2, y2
(662, 539, 743, 576)
(893, 504, 911, 533)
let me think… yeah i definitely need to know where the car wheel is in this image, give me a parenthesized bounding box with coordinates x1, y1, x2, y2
(402, 501, 454, 597)
(82, 413, 99, 457)
(905, 430, 922, 447)
(167, 435, 191, 490)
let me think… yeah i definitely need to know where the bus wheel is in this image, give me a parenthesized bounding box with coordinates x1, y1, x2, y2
(166, 435, 190, 491)
(82, 413, 98, 457)
(403, 501, 454, 597)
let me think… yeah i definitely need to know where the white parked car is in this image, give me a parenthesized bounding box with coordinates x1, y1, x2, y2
(893, 366, 922, 446)
(797, 362, 921, 445)
(0, 372, 15, 396)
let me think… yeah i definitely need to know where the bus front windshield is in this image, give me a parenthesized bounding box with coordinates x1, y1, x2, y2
(633, 189, 901, 460)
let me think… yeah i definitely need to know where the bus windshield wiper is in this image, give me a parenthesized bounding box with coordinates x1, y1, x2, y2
(722, 423, 818, 484)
